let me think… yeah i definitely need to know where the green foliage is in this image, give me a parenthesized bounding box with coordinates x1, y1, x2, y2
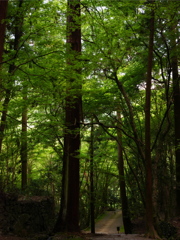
(0, 0, 179, 233)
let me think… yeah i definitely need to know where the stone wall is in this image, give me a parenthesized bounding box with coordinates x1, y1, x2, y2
(0, 193, 55, 237)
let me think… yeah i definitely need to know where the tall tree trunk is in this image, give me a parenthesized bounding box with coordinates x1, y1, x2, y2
(54, 0, 81, 232)
(0, 89, 10, 153)
(0, 0, 8, 68)
(0, 0, 23, 190)
(0, 0, 9, 156)
(21, 88, 28, 191)
(0, 0, 23, 147)
(53, 145, 68, 232)
(144, 1, 159, 238)
(171, 25, 180, 214)
(90, 117, 95, 234)
(117, 110, 132, 234)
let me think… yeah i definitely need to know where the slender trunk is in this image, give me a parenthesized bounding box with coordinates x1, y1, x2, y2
(0, 0, 24, 191)
(171, 31, 180, 214)
(0, 0, 8, 66)
(0, 0, 23, 148)
(117, 110, 132, 234)
(0, 0, 23, 190)
(144, 1, 159, 238)
(0, 89, 10, 153)
(53, 147, 68, 232)
(90, 117, 95, 234)
(0, 0, 8, 155)
(21, 89, 28, 191)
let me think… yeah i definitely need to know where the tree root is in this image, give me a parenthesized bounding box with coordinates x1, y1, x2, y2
(145, 225, 162, 239)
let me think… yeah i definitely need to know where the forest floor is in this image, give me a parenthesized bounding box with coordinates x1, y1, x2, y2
(0, 210, 180, 240)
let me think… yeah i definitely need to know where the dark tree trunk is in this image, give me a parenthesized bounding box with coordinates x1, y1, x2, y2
(0, 89, 10, 153)
(21, 88, 28, 191)
(53, 147, 68, 232)
(0, 0, 23, 191)
(66, 101, 81, 232)
(54, 0, 81, 233)
(144, 1, 159, 238)
(117, 110, 132, 234)
(171, 26, 180, 214)
(0, 0, 8, 67)
(0, 0, 23, 151)
(0, 0, 8, 157)
(90, 117, 95, 234)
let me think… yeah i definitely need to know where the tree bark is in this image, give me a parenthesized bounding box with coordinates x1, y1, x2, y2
(117, 110, 132, 234)
(21, 88, 28, 191)
(0, 0, 23, 191)
(90, 117, 95, 234)
(171, 25, 180, 214)
(54, 0, 81, 232)
(0, 0, 8, 67)
(0, 0, 23, 151)
(0, 0, 8, 155)
(144, 1, 159, 238)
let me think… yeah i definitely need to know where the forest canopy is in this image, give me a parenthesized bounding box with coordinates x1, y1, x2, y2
(0, 0, 179, 238)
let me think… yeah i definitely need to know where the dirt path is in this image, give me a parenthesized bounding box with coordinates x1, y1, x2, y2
(95, 210, 123, 234)
(86, 234, 152, 240)
(84, 211, 153, 240)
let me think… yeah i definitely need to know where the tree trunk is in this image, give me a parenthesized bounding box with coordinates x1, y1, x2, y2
(117, 110, 132, 234)
(90, 117, 95, 234)
(53, 146, 68, 232)
(0, 0, 8, 156)
(0, 0, 23, 148)
(21, 88, 28, 191)
(171, 26, 180, 214)
(0, 0, 23, 190)
(144, 1, 159, 238)
(0, 0, 8, 67)
(0, 89, 10, 153)
(54, 0, 81, 232)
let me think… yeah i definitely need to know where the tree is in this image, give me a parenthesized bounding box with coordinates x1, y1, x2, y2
(144, 1, 159, 238)
(0, 0, 9, 158)
(0, 0, 24, 190)
(54, 0, 81, 232)
(89, 117, 95, 233)
(117, 110, 132, 234)
(0, 0, 8, 69)
(21, 84, 28, 190)
(170, 13, 180, 214)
